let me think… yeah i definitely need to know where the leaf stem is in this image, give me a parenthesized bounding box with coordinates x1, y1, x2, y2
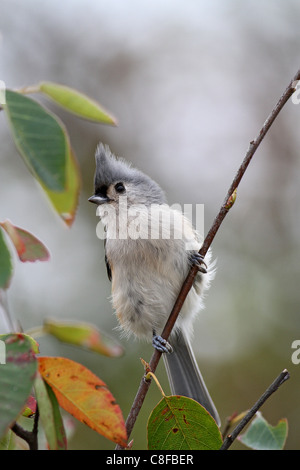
(144, 371, 166, 398)
(25, 325, 48, 339)
(16, 84, 40, 95)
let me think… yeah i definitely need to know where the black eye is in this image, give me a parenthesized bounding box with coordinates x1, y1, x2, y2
(114, 182, 125, 193)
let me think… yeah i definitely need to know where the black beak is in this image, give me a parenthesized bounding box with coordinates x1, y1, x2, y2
(88, 195, 110, 205)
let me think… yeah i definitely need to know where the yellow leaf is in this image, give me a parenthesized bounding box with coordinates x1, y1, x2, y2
(41, 147, 81, 227)
(38, 82, 117, 125)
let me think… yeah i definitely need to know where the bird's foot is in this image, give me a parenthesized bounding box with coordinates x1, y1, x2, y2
(189, 252, 207, 273)
(152, 335, 173, 354)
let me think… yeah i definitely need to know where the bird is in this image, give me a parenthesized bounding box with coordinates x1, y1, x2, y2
(89, 143, 220, 425)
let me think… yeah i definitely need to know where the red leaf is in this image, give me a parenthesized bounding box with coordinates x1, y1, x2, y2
(0, 220, 50, 262)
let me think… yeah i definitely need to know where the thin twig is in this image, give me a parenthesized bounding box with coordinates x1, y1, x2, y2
(116, 69, 300, 449)
(221, 411, 240, 441)
(220, 369, 290, 450)
(11, 407, 39, 450)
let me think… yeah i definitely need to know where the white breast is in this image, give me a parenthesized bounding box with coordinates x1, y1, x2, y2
(104, 204, 213, 341)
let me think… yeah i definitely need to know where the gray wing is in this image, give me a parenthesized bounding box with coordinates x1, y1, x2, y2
(163, 328, 220, 426)
(104, 238, 112, 282)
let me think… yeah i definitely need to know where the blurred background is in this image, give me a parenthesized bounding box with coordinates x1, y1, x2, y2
(1, 0, 300, 450)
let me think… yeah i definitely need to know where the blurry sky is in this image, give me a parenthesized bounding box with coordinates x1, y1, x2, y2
(1, 0, 300, 450)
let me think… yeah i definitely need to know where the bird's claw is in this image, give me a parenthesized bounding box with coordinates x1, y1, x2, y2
(152, 335, 173, 354)
(189, 252, 207, 273)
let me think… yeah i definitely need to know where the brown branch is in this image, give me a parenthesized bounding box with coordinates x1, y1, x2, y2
(116, 68, 300, 450)
(220, 369, 290, 450)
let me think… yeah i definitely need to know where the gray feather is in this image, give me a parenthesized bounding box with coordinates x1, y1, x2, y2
(94, 143, 166, 205)
(163, 328, 220, 426)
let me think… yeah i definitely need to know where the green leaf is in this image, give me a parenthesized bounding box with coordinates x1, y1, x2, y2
(17, 333, 40, 355)
(147, 395, 223, 450)
(4, 90, 68, 192)
(0, 228, 13, 289)
(4, 90, 80, 226)
(239, 412, 288, 450)
(44, 318, 124, 357)
(38, 81, 117, 125)
(40, 147, 80, 227)
(0, 334, 37, 439)
(34, 372, 67, 450)
(0, 429, 18, 450)
(0, 220, 50, 262)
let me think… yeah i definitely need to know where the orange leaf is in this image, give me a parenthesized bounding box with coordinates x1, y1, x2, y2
(38, 357, 127, 447)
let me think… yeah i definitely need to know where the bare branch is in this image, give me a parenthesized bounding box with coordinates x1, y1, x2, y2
(220, 369, 290, 450)
(116, 69, 300, 449)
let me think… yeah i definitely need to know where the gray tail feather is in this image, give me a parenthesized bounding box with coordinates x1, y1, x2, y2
(163, 328, 220, 426)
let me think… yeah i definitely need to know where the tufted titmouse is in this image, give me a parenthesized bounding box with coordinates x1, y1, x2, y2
(89, 143, 220, 425)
